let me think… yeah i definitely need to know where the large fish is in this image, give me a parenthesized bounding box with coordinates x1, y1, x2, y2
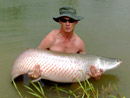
(11, 48, 122, 83)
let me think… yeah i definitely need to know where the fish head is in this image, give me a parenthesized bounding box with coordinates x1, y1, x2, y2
(99, 57, 122, 72)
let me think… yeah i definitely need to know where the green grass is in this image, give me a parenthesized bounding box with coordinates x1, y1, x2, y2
(54, 79, 124, 98)
(12, 79, 23, 98)
(24, 81, 47, 98)
(12, 79, 125, 98)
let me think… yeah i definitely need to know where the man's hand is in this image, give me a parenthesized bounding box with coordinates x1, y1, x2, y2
(88, 65, 103, 80)
(28, 65, 41, 79)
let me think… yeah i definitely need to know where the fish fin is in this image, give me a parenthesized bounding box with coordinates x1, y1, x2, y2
(23, 74, 32, 86)
(31, 77, 41, 82)
(23, 74, 44, 87)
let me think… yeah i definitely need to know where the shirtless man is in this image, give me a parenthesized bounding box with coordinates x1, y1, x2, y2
(28, 6, 103, 80)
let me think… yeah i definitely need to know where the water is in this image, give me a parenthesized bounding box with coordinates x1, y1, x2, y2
(0, 0, 130, 97)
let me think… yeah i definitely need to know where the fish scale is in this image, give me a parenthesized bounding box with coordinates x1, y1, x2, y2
(11, 48, 122, 83)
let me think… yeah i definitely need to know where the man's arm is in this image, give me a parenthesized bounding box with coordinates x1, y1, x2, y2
(78, 39, 86, 54)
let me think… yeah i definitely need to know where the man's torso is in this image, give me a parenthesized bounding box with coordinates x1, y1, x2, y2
(48, 29, 83, 53)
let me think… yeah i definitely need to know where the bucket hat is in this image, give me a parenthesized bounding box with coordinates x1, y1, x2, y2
(53, 6, 83, 22)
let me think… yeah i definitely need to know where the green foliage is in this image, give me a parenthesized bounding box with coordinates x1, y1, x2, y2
(12, 80, 125, 98)
(54, 79, 125, 98)
(12, 79, 23, 98)
(24, 81, 47, 98)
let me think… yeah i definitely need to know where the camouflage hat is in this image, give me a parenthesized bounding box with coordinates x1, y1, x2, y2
(53, 6, 83, 22)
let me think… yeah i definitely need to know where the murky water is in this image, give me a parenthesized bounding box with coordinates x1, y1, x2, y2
(0, 0, 130, 97)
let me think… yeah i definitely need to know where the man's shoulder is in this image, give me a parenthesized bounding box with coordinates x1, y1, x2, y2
(50, 29, 60, 34)
(73, 33, 85, 47)
(45, 29, 60, 41)
(74, 33, 83, 42)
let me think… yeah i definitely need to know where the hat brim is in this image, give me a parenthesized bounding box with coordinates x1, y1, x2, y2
(53, 14, 83, 22)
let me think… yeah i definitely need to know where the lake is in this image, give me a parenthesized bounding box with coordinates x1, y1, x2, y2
(0, 0, 130, 97)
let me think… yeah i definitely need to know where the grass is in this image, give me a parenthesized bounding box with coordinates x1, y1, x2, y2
(24, 81, 47, 98)
(12, 79, 23, 98)
(54, 79, 124, 98)
(12, 79, 125, 98)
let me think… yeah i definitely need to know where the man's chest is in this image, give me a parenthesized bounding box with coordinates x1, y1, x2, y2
(50, 39, 80, 53)
(55, 38, 78, 48)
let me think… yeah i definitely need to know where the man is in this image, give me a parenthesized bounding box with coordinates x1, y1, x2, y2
(28, 6, 103, 80)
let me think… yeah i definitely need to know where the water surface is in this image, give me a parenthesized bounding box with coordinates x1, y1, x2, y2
(0, 0, 130, 97)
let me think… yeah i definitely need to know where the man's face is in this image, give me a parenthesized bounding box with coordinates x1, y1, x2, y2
(59, 17, 78, 33)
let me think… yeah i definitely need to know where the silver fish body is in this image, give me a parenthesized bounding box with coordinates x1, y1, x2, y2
(11, 48, 122, 83)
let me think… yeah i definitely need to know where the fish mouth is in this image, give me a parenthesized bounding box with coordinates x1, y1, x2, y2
(117, 59, 122, 67)
(119, 60, 122, 65)
(120, 60, 122, 64)
(119, 59, 122, 64)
